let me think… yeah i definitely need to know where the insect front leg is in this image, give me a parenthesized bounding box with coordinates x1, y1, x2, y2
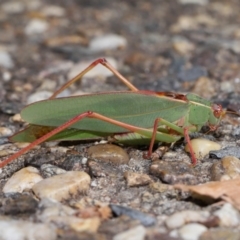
(50, 58, 138, 99)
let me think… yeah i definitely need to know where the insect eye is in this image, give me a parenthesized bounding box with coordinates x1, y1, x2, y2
(212, 104, 223, 118)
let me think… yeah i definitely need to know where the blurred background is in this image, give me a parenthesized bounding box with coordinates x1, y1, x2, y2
(0, 0, 240, 114)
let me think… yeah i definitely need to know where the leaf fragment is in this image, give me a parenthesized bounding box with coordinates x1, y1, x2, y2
(175, 178, 240, 210)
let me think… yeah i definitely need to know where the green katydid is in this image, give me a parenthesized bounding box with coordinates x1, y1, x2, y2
(0, 58, 225, 168)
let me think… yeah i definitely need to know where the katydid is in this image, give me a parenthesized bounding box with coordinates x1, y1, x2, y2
(0, 58, 225, 168)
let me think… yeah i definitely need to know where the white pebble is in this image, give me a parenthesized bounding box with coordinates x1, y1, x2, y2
(178, 0, 208, 5)
(25, 19, 49, 35)
(214, 203, 240, 227)
(178, 223, 207, 240)
(38, 79, 57, 91)
(81, 157, 88, 164)
(27, 90, 52, 104)
(2, 2, 25, 14)
(0, 51, 14, 69)
(89, 34, 127, 52)
(3, 167, 43, 194)
(113, 225, 146, 240)
(26, 0, 42, 11)
(32, 171, 91, 201)
(220, 82, 234, 93)
(169, 229, 179, 238)
(165, 210, 210, 229)
(68, 57, 118, 80)
(2, 71, 12, 81)
(185, 138, 221, 159)
(11, 113, 24, 122)
(0, 127, 13, 137)
(41, 5, 65, 17)
(172, 36, 195, 55)
(0, 218, 56, 240)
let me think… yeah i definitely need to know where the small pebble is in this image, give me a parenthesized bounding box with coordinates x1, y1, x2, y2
(178, 0, 208, 5)
(3, 167, 43, 194)
(25, 19, 49, 35)
(43, 214, 100, 233)
(149, 182, 173, 193)
(88, 144, 129, 165)
(11, 113, 24, 122)
(41, 5, 66, 17)
(213, 203, 240, 227)
(221, 40, 240, 54)
(0, 127, 13, 137)
(0, 51, 14, 69)
(49, 146, 70, 154)
(2, 71, 12, 81)
(0, 148, 14, 157)
(38, 79, 57, 91)
(81, 157, 88, 164)
(124, 171, 152, 187)
(32, 171, 91, 201)
(171, 15, 217, 32)
(2, 194, 38, 215)
(67, 57, 118, 80)
(27, 89, 70, 104)
(2, 1, 25, 14)
(233, 126, 240, 136)
(61, 155, 84, 171)
(38, 198, 76, 221)
(199, 228, 240, 240)
(210, 156, 240, 181)
(178, 66, 207, 82)
(40, 164, 66, 178)
(89, 34, 127, 52)
(210, 146, 240, 159)
(113, 225, 146, 240)
(172, 36, 195, 55)
(185, 138, 221, 159)
(220, 82, 234, 93)
(0, 217, 56, 240)
(165, 210, 210, 229)
(192, 77, 215, 99)
(27, 90, 53, 104)
(150, 160, 198, 185)
(15, 142, 33, 149)
(37, 198, 100, 232)
(65, 217, 100, 233)
(110, 204, 156, 226)
(178, 223, 207, 240)
(26, 0, 42, 11)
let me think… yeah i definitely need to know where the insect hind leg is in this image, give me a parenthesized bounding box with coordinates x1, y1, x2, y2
(50, 58, 138, 99)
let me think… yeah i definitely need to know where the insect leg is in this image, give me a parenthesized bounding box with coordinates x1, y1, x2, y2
(148, 118, 197, 165)
(148, 118, 183, 157)
(183, 128, 197, 165)
(0, 112, 178, 168)
(50, 58, 138, 99)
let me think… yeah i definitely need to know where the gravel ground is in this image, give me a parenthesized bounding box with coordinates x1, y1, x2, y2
(1, 0, 240, 239)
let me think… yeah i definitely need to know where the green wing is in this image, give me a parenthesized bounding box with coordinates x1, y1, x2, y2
(10, 124, 109, 142)
(20, 92, 189, 133)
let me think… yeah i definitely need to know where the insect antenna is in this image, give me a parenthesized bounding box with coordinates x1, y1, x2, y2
(225, 110, 240, 116)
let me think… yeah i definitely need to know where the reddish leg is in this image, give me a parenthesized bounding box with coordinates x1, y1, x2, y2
(148, 119, 197, 165)
(0, 112, 164, 168)
(184, 128, 197, 165)
(147, 118, 161, 157)
(50, 58, 138, 99)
